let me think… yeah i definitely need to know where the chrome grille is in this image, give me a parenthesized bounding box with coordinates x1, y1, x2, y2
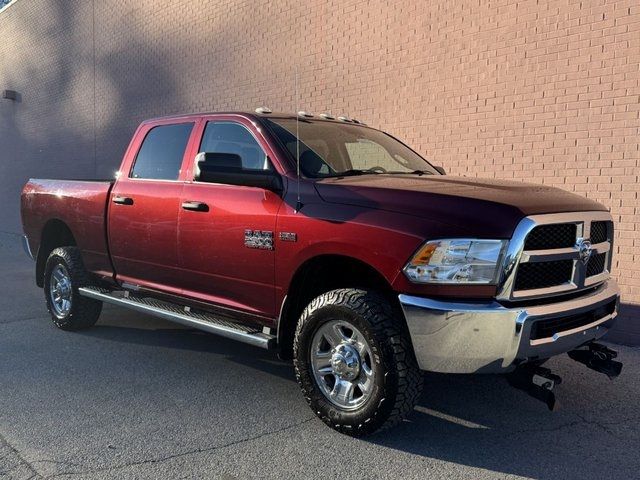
(514, 260, 574, 290)
(586, 252, 607, 277)
(524, 224, 576, 250)
(590, 221, 610, 244)
(498, 212, 613, 301)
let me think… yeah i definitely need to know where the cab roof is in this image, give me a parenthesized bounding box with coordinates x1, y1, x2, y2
(142, 111, 369, 126)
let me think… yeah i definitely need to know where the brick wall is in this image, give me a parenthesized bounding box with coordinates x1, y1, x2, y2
(0, 0, 638, 338)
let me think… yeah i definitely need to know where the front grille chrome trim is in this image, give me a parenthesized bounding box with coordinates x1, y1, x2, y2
(521, 247, 579, 263)
(520, 240, 610, 264)
(511, 281, 577, 299)
(497, 211, 613, 302)
(585, 270, 609, 286)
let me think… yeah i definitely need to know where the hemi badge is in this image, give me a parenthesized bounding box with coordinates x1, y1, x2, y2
(279, 232, 297, 242)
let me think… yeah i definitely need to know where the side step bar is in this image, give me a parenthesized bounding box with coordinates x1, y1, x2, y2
(79, 286, 276, 350)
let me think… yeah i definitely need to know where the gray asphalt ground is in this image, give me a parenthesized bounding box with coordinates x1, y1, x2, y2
(1, 232, 639, 479)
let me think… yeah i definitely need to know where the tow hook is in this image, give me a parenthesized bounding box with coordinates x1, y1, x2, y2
(506, 365, 562, 411)
(568, 342, 623, 379)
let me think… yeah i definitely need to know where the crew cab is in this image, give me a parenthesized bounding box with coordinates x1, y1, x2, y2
(21, 110, 622, 435)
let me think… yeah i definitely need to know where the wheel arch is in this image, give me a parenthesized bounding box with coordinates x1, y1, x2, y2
(35, 219, 77, 287)
(277, 254, 398, 360)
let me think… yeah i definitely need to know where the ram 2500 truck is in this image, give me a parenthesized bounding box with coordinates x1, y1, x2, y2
(21, 110, 622, 436)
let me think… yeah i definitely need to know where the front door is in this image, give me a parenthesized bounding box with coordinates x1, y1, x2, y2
(177, 119, 282, 317)
(109, 121, 196, 293)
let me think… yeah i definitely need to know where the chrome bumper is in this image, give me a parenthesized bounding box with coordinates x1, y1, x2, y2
(399, 280, 620, 374)
(22, 235, 34, 260)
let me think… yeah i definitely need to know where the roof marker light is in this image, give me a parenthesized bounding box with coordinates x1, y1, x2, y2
(338, 116, 352, 122)
(297, 111, 314, 118)
(319, 113, 335, 120)
(255, 107, 272, 114)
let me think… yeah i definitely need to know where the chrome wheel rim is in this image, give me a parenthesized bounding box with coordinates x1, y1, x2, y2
(49, 264, 72, 317)
(310, 320, 375, 410)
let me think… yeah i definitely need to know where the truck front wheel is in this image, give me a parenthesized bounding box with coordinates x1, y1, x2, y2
(293, 289, 423, 436)
(43, 247, 102, 330)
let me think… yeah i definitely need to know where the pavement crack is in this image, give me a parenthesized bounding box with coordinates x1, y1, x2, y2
(504, 414, 639, 438)
(0, 430, 42, 479)
(0, 314, 49, 326)
(33, 459, 84, 469)
(46, 417, 315, 478)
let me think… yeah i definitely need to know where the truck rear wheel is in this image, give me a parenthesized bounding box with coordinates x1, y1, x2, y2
(43, 247, 102, 330)
(293, 288, 423, 436)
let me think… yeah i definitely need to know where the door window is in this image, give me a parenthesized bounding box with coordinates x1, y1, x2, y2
(130, 123, 194, 180)
(199, 122, 270, 172)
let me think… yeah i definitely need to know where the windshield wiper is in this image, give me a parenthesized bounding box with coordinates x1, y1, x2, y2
(324, 168, 433, 178)
(386, 170, 434, 176)
(325, 169, 383, 177)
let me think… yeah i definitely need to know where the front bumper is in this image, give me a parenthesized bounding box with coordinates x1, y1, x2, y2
(399, 280, 620, 374)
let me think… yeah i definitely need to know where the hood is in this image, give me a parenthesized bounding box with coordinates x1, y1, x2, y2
(314, 174, 607, 238)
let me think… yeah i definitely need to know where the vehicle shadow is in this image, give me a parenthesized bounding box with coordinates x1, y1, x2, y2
(366, 366, 635, 479)
(81, 308, 636, 480)
(80, 309, 294, 382)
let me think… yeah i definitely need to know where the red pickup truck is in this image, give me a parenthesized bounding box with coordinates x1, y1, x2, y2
(21, 110, 622, 435)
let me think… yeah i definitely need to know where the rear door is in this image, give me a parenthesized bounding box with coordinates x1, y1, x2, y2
(108, 119, 197, 293)
(177, 116, 283, 317)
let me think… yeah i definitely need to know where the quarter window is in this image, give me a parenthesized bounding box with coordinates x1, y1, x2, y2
(130, 123, 194, 180)
(199, 122, 270, 171)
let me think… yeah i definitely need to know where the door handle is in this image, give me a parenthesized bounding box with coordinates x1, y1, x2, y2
(112, 196, 134, 205)
(181, 201, 209, 212)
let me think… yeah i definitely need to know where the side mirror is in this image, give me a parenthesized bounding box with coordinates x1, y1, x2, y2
(434, 165, 446, 175)
(194, 152, 283, 193)
(195, 152, 242, 179)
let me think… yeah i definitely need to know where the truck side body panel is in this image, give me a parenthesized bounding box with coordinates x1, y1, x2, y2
(108, 180, 186, 292)
(175, 115, 287, 317)
(21, 179, 114, 280)
(107, 116, 201, 295)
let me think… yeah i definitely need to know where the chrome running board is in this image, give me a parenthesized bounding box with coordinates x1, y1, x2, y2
(79, 286, 276, 350)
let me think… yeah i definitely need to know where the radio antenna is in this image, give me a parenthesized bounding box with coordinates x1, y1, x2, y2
(295, 68, 302, 213)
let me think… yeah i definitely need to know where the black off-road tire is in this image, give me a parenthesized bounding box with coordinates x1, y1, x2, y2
(293, 288, 423, 436)
(43, 247, 102, 330)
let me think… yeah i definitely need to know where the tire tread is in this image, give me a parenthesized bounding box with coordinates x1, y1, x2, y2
(293, 288, 423, 436)
(44, 247, 102, 330)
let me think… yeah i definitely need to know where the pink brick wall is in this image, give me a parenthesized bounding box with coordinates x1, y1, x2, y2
(1, 0, 638, 333)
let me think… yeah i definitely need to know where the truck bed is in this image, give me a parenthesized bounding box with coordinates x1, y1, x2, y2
(21, 178, 115, 283)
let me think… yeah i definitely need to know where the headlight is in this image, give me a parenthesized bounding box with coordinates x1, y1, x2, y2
(403, 239, 507, 284)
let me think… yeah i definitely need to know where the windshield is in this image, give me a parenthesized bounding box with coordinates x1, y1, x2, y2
(264, 118, 438, 178)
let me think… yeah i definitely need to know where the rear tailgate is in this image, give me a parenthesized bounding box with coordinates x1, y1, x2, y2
(21, 178, 114, 281)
